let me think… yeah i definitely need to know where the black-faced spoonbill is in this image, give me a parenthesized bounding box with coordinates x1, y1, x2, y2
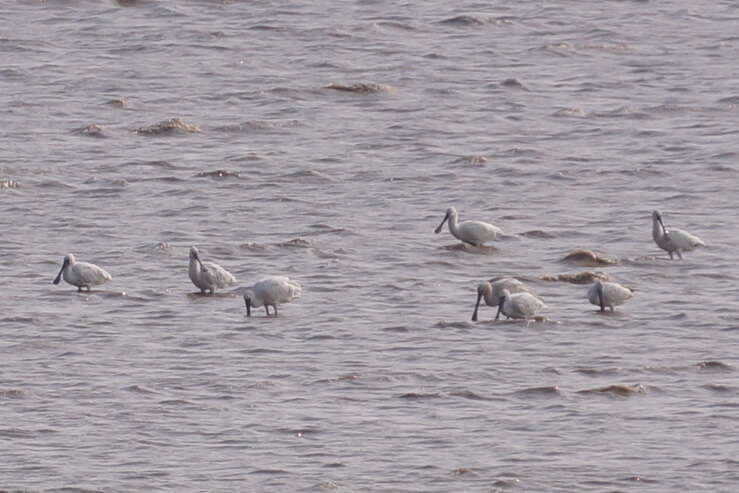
(652, 210, 705, 260)
(472, 278, 535, 321)
(434, 207, 502, 246)
(587, 280, 633, 312)
(52, 253, 112, 291)
(495, 289, 546, 321)
(243, 277, 301, 317)
(188, 246, 237, 294)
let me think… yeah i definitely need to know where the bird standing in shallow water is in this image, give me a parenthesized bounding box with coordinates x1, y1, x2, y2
(496, 289, 546, 321)
(587, 280, 633, 312)
(472, 278, 535, 321)
(652, 210, 705, 260)
(188, 246, 237, 294)
(434, 207, 502, 246)
(52, 253, 112, 291)
(244, 277, 301, 317)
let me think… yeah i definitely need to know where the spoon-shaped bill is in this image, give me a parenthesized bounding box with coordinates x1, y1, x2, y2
(471, 291, 483, 321)
(52, 258, 69, 285)
(434, 212, 449, 234)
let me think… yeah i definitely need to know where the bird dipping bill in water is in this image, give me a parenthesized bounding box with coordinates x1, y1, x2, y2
(434, 207, 502, 246)
(651, 210, 705, 260)
(52, 253, 112, 291)
(587, 280, 633, 312)
(188, 246, 237, 294)
(495, 289, 546, 321)
(244, 276, 301, 317)
(472, 278, 534, 321)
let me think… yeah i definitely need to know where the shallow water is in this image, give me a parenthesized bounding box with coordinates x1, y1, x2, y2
(1, 1, 738, 491)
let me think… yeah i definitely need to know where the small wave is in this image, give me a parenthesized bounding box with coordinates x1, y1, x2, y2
(135, 117, 200, 136)
(539, 271, 610, 284)
(279, 169, 335, 183)
(574, 367, 622, 377)
(105, 98, 128, 108)
(695, 361, 733, 371)
(158, 399, 195, 406)
(122, 159, 183, 170)
(703, 384, 736, 393)
(72, 124, 107, 138)
(518, 230, 556, 239)
(240, 242, 270, 251)
(441, 243, 499, 255)
(453, 154, 488, 165)
(124, 384, 158, 395)
(577, 384, 647, 396)
(38, 179, 75, 189)
(501, 78, 528, 90)
(449, 390, 490, 401)
(381, 325, 409, 333)
(195, 169, 241, 179)
(0, 389, 25, 399)
(552, 107, 588, 118)
(592, 106, 651, 120)
(0, 428, 34, 438)
(452, 467, 477, 476)
(399, 392, 441, 400)
(213, 120, 301, 133)
(560, 249, 618, 267)
(492, 478, 521, 487)
(277, 238, 314, 248)
(324, 82, 393, 94)
(717, 95, 739, 105)
(512, 385, 561, 397)
(438, 14, 492, 26)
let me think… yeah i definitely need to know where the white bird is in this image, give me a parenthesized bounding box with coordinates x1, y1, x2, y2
(243, 276, 301, 317)
(652, 210, 705, 260)
(472, 278, 535, 321)
(587, 280, 633, 312)
(52, 253, 112, 291)
(434, 207, 502, 246)
(188, 246, 237, 294)
(495, 289, 546, 321)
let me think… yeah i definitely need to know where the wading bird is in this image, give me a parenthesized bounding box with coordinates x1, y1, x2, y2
(652, 210, 705, 260)
(587, 280, 633, 312)
(434, 207, 502, 246)
(188, 246, 237, 294)
(243, 277, 301, 317)
(52, 253, 112, 291)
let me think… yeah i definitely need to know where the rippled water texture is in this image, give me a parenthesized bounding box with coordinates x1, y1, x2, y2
(1, 1, 738, 491)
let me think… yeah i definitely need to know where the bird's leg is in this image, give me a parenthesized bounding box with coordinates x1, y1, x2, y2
(273, 305, 278, 317)
(668, 251, 674, 260)
(265, 305, 271, 316)
(78, 286, 82, 292)
(677, 250, 683, 260)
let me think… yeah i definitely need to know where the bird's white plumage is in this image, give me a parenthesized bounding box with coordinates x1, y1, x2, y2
(472, 278, 534, 321)
(188, 246, 236, 294)
(497, 288, 546, 320)
(53, 253, 112, 291)
(652, 210, 705, 260)
(587, 280, 633, 312)
(435, 207, 502, 246)
(243, 276, 301, 316)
